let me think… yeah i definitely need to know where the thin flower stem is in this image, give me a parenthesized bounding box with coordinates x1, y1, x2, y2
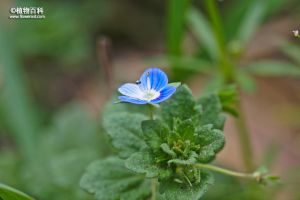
(148, 104, 154, 120)
(148, 104, 156, 199)
(151, 178, 157, 200)
(194, 163, 256, 180)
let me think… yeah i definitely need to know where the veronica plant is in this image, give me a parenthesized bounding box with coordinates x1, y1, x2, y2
(80, 68, 278, 200)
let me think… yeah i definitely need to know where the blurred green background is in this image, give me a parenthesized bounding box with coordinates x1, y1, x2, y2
(0, 0, 300, 199)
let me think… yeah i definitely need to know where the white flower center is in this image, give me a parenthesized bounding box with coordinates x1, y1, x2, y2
(141, 89, 160, 101)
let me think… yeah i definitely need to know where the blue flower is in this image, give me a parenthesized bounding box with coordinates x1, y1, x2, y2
(118, 68, 179, 104)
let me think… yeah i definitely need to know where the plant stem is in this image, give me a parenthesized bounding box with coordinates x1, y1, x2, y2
(235, 93, 255, 171)
(205, 0, 234, 84)
(205, 0, 254, 171)
(148, 104, 154, 120)
(151, 178, 157, 200)
(148, 104, 156, 199)
(194, 163, 256, 180)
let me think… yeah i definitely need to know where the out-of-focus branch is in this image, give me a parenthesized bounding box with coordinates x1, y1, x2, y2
(97, 36, 114, 96)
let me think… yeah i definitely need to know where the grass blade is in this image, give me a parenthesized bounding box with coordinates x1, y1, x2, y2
(187, 7, 219, 60)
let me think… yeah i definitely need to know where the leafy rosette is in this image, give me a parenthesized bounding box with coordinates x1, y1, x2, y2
(125, 85, 225, 199)
(80, 85, 227, 200)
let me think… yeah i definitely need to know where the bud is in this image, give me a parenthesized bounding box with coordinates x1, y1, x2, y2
(292, 30, 299, 38)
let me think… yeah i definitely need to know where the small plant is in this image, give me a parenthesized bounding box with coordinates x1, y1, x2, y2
(80, 68, 278, 200)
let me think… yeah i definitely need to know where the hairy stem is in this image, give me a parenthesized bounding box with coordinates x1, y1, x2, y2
(205, 0, 254, 171)
(151, 178, 157, 200)
(148, 104, 154, 120)
(194, 163, 257, 180)
(235, 94, 255, 171)
(148, 104, 156, 199)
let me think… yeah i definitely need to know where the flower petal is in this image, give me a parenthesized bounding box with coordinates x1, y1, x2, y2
(139, 68, 168, 92)
(150, 85, 177, 104)
(118, 96, 148, 104)
(118, 83, 144, 99)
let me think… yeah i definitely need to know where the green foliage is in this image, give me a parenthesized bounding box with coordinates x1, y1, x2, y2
(0, 20, 38, 162)
(166, 0, 192, 79)
(0, 104, 105, 200)
(159, 171, 214, 200)
(83, 85, 226, 200)
(14, 1, 110, 66)
(236, 1, 268, 47)
(198, 94, 225, 129)
(217, 86, 239, 116)
(125, 149, 171, 179)
(160, 85, 201, 126)
(172, 0, 295, 95)
(202, 174, 277, 200)
(166, 0, 191, 56)
(281, 42, 300, 65)
(187, 7, 219, 61)
(245, 61, 300, 76)
(103, 112, 148, 158)
(80, 157, 151, 200)
(0, 182, 34, 200)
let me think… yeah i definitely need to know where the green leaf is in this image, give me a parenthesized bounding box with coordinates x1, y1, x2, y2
(196, 125, 225, 163)
(0, 182, 34, 200)
(103, 112, 148, 158)
(125, 150, 171, 179)
(168, 152, 197, 165)
(173, 118, 195, 140)
(245, 61, 300, 76)
(187, 7, 220, 61)
(142, 120, 170, 151)
(224, 0, 253, 40)
(0, 19, 39, 163)
(281, 42, 300, 65)
(217, 85, 239, 116)
(236, 70, 256, 92)
(24, 104, 104, 200)
(80, 157, 151, 200)
(168, 82, 182, 88)
(198, 94, 225, 130)
(158, 171, 214, 200)
(103, 98, 148, 116)
(146, 55, 214, 74)
(236, 1, 267, 47)
(166, 0, 190, 56)
(202, 74, 225, 95)
(161, 85, 201, 127)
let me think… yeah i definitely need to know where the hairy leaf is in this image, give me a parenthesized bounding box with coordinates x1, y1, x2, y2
(80, 157, 151, 200)
(161, 85, 201, 126)
(125, 150, 171, 179)
(103, 112, 148, 158)
(159, 171, 214, 200)
(198, 94, 225, 130)
(196, 125, 225, 163)
(142, 120, 170, 151)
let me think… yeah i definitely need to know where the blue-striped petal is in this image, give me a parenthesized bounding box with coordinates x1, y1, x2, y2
(139, 68, 168, 92)
(150, 85, 177, 104)
(118, 96, 148, 104)
(118, 83, 144, 99)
